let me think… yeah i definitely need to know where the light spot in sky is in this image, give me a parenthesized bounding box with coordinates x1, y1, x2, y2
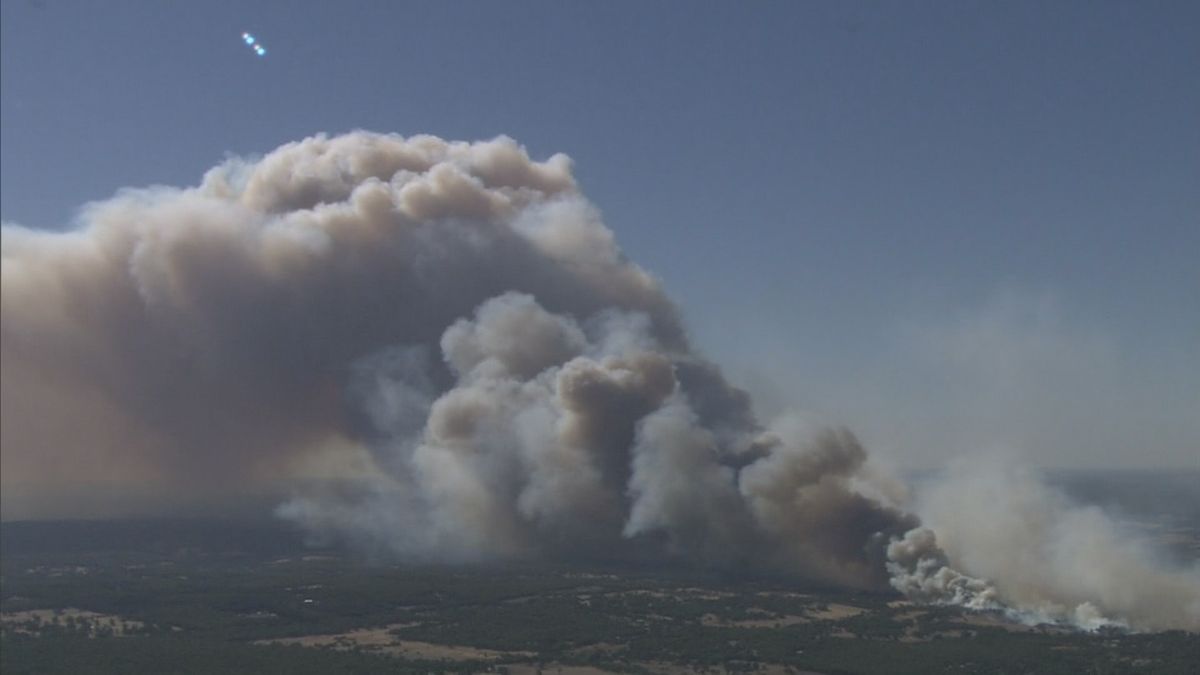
(241, 32, 266, 57)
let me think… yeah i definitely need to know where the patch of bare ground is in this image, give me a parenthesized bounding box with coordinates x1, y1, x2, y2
(1, 608, 145, 637)
(382, 640, 530, 660)
(568, 642, 624, 658)
(756, 591, 812, 600)
(805, 604, 865, 620)
(505, 665, 623, 675)
(633, 660, 825, 674)
(700, 609, 811, 628)
(256, 623, 531, 662)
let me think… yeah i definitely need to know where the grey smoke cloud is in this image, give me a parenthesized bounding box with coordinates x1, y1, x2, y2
(2, 133, 680, 513)
(2, 131, 1196, 630)
(898, 458, 1200, 632)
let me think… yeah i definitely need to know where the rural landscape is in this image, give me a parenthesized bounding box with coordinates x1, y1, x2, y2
(3, 485, 1198, 675)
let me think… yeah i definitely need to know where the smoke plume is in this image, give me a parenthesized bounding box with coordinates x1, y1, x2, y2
(890, 459, 1200, 632)
(2, 131, 1196, 631)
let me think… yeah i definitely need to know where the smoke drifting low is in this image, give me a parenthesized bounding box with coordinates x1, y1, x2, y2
(2, 132, 1196, 630)
(893, 460, 1200, 632)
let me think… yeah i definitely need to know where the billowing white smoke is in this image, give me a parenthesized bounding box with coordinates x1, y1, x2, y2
(2, 132, 678, 514)
(890, 459, 1200, 632)
(2, 131, 1196, 631)
(282, 289, 912, 588)
(887, 528, 1002, 610)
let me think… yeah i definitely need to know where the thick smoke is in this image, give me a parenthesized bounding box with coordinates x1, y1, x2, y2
(282, 290, 915, 587)
(2, 133, 676, 514)
(2, 132, 1196, 631)
(891, 459, 1200, 632)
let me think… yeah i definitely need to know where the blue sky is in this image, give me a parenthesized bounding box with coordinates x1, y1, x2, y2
(2, 0, 1197, 468)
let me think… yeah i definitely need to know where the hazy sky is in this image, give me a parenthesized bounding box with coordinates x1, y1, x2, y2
(2, 0, 1197, 469)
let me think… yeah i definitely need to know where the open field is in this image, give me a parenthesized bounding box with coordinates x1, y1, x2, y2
(256, 626, 534, 661)
(2, 518, 1198, 674)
